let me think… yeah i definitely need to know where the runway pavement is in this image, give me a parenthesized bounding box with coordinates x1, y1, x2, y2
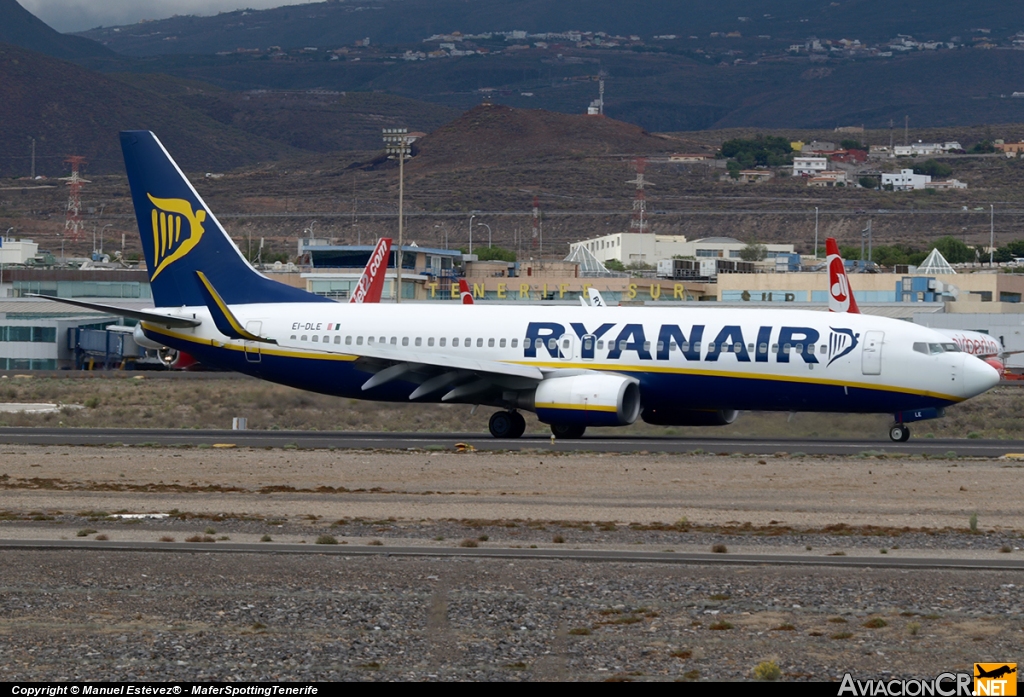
(0, 426, 1022, 457)
(3, 538, 1024, 571)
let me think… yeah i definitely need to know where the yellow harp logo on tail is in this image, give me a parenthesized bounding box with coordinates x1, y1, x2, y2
(147, 194, 207, 281)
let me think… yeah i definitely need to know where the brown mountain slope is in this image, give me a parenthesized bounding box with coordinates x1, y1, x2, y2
(0, 42, 296, 177)
(408, 104, 681, 171)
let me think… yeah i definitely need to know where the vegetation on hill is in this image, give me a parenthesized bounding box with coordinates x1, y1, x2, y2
(841, 236, 1024, 267)
(914, 160, 954, 178)
(720, 135, 793, 168)
(463, 246, 517, 262)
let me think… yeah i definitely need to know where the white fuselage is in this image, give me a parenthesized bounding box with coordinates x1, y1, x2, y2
(143, 302, 999, 415)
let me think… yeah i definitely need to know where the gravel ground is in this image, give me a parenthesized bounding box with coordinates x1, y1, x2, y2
(0, 551, 1021, 682)
(1, 445, 1023, 681)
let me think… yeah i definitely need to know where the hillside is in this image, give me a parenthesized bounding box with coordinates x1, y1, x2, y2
(77, 0, 1024, 56)
(62, 0, 1024, 133)
(0, 0, 116, 63)
(0, 43, 296, 177)
(407, 103, 680, 170)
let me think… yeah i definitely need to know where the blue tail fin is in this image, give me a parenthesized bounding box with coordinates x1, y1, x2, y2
(120, 131, 331, 307)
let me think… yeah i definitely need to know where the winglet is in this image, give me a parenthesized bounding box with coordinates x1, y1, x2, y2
(195, 271, 276, 342)
(458, 279, 474, 305)
(350, 237, 391, 303)
(826, 238, 860, 313)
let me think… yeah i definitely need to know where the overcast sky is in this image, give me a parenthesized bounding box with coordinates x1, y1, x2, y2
(19, 0, 318, 33)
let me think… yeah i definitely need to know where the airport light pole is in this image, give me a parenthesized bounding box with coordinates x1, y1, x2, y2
(990, 204, 995, 266)
(383, 128, 411, 302)
(477, 222, 491, 250)
(814, 206, 819, 259)
(435, 223, 447, 250)
(1, 227, 11, 295)
(101, 223, 112, 256)
(468, 213, 475, 255)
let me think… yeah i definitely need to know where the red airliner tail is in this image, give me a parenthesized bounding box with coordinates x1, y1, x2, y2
(350, 237, 391, 303)
(826, 237, 860, 313)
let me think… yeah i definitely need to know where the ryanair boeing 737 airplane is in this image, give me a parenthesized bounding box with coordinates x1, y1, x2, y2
(47, 132, 1001, 442)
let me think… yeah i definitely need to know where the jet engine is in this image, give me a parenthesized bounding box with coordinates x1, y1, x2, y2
(641, 407, 739, 427)
(133, 323, 165, 350)
(530, 374, 641, 427)
(158, 348, 199, 370)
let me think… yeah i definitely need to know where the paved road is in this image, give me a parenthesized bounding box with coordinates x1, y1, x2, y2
(0, 426, 1020, 456)
(3, 538, 1023, 571)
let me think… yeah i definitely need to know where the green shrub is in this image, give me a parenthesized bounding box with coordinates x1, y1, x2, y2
(752, 660, 781, 681)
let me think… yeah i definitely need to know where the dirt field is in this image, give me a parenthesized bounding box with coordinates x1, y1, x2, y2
(2, 445, 1023, 538)
(1, 374, 1023, 440)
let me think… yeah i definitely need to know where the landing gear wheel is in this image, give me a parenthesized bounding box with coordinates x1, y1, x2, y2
(889, 424, 911, 442)
(488, 411, 517, 438)
(550, 423, 586, 439)
(508, 411, 527, 438)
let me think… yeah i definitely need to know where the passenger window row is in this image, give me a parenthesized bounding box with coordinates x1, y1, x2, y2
(287, 334, 519, 349)
(282, 333, 831, 357)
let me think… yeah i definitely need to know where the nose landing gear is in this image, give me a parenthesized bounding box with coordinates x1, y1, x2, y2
(488, 410, 527, 438)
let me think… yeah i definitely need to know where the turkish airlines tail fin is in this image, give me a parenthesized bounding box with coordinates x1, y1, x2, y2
(350, 237, 391, 303)
(458, 279, 474, 304)
(826, 237, 860, 313)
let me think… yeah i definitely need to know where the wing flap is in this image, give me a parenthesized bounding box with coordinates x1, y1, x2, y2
(275, 336, 543, 382)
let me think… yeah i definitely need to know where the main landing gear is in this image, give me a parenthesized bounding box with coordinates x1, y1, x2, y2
(488, 410, 526, 438)
(550, 423, 586, 440)
(889, 424, 911, 442)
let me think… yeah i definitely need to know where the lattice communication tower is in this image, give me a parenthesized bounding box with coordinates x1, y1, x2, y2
(532, 196, 540, 249)
(627, 157, 651, 233)
(62, 156, 89, 242)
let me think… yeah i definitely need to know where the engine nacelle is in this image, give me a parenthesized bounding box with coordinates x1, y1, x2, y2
(641, 407, 739, 427)
(532, 374, 640, 427)
(133, 323, 166, 350)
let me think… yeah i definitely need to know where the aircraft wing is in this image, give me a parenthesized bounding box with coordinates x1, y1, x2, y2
(274, 336, 544, 401)
(25, 294, 201, 328)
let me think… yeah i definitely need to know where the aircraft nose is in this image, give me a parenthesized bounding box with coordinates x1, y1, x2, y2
(962, 354, 1001, 398)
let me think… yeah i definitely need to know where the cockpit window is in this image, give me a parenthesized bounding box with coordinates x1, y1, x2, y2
(914, 342, 962, 355)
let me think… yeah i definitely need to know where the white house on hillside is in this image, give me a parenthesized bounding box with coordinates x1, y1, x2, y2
(793, 157, 827, 176)
(881, 169, 931, 190)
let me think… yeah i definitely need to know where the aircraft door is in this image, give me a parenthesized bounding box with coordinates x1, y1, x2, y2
(244, 321, 262, 363)
(580, 334, 596, 361)
(861, 330, 883, 375)
(558, 333, 575, 361)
